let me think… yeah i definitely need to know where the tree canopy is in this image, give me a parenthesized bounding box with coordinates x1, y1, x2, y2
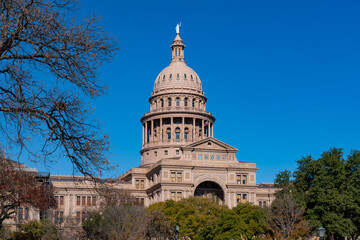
(0, 0, 117, 177)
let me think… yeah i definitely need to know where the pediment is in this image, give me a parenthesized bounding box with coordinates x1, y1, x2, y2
(182, 137, 238, 153)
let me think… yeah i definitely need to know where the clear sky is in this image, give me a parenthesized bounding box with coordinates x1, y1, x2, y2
(27, 0, 360, 183)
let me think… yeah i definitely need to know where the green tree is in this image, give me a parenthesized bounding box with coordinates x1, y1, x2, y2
(280, 148, 360, 238)
(11, 219, 58, 240)
(148, 197, 227, 240)
(209, 203, 266, 240)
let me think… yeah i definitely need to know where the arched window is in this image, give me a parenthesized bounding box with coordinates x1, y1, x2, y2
(177, 73, 179, 79)
(160, 99, 164, 108)
(184, 74, 187, 79)
(163, 75, 166, 80)
(192, 99, 195, 108)
(168, 98, 172, 107)
(167, 128, 171, 141)
(199, 100, 201, 109)
(170, 74, 172, 79)
(175, 128, 180, 142)
(176, 97, 180, 107)
(184, 98, 188, 107)
(184, 128, 189, 140)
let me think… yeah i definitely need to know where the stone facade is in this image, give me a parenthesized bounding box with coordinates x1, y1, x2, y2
(119, 30, 277, 208)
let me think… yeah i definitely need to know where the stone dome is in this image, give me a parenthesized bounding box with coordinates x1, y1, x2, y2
(153, 61, 202, 94)
(152, 33, 203, 96)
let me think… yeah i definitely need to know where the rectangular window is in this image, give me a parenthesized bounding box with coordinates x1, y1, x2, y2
(55, 196, 59, 206)
(77, 196, 81, 206)
(176, 150, 179, 155)
(87, 196, 91, 206)
(165, 150, 168, 155)
(60, 196, 64, 206)
(236, 194, 241, 204)
(259, 201, 262, 208)
(177, 192, 182, 201)
(263, 201, 267, 207)
(242, 194, 247, 204)
(81, 211, 87, 222)
(140, 180, 145, 189)
(170, 192, 176, 201)
(92, 197, 97, 206)
(177, 172, 182, 182)
(242, 175, 247, 185)
(171, 172, 176, 182)
(59, 211, 64, 224)
(25, 208, 29, 220)
(154, 151, 157, 156)
(18, 208, 23, 220)
(135, 180, 140, 189)
(237, 175, 248, 185)
(237, 194, 247, 204)
(82, 196, 86, 205)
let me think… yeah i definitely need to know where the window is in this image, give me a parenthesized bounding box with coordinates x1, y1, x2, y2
(161, 99, 164, 107)
(163, 75, 165, 80)
(205, 155, 209, 160)
(184, 98, 188, 106)
(192, 99, 195, 108)
(55, 211, 64, 224)
(191, 75, 193, 80)
(168, 98, 172, 107)
(199, 100, 201, 108)
(216, 156, 220, 160)
(77, 196, 81, 206)
(170, 192, 182, 201)
(25, 208, 29, 220)
(165, 150, 168, 155)
(177, 73, 179, 78)
(211, 155, 214, 160)
(237, 175, 248, 185)
(176, 97, 180, 106)
(236, 194, 247, 204)
(167, 128, 171, 140)
(18, 208, 23, 220)
(87, 196, 91, 206)
(198, 155, 203, 160)
(76, 212, 81, 223)
(82, 196, 86, 205)
(176, 150, 179, 155)
(184, 128, 189, 140)
(154, 151, 157, 156)
(171, 172, 182, 182)
(170, 74, 172, 79)
(92, 197, 97, 206)
(135, 179, 145, 189)
(184, 74, 187, 79)
(136, 198, 145, 206)
(60, 196, 64, 206)
(81, 211, 87, 222)
(175, 127, 180, 141)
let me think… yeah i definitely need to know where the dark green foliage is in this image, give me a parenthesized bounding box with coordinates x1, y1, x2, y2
(148, 197, 266, 240)
(10, 219, 58, 240)
(280, 148, 360, 238)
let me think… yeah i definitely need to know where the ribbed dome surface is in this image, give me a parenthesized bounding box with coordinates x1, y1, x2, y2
(153, 61, 202, 93)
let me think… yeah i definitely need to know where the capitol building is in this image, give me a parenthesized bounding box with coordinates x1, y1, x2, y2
(5, 28, 276, 229)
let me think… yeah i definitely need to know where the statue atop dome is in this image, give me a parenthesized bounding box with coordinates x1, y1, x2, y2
(176, 22, 181, 34)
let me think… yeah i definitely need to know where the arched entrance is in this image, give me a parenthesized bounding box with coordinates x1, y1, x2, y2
(194, 181, 224, 204)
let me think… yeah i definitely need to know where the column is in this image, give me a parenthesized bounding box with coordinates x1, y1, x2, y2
(202, 119, 205, 139)
(192, 118, 195, 141)
(145, 122, 148, 144)
(151, 119, 154, 143)
(211, 123, 214, 137)
(207, 121, 210, 138)
(181, 117, 185, 141)
(171, 117, 173, 142)
(160, 118, 163, 142)
(142, 123, 144, 145)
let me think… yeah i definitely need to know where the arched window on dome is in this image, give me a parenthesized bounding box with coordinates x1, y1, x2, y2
(175, 128, 180, 142)
(168, 98, 172, 107)
(177, 73, 179, 79)
(176, 97, 180, 107)
(167, 128, 171, 141)
(199, 100, 202, 109)
(170, 74, 172, 79)
(191, 75, 193, 80)
(184, 74, 187, 79)
(160, 99, 164, 108)
(163, 75, 166, 80)
(184, 98, 188, 107)
(184, 128, 189, 141)
(192, 99, 195, 108)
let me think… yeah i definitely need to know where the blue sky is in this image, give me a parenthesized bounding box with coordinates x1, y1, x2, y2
(27, 0, 360, 183)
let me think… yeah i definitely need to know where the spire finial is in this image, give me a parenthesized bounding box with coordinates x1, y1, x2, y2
(175, 22, 181, 35)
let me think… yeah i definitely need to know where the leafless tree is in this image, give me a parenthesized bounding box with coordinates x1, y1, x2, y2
(0, 151, 56, 230)
(0, 0, 117, 177)
(266, 191, 311, 239)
